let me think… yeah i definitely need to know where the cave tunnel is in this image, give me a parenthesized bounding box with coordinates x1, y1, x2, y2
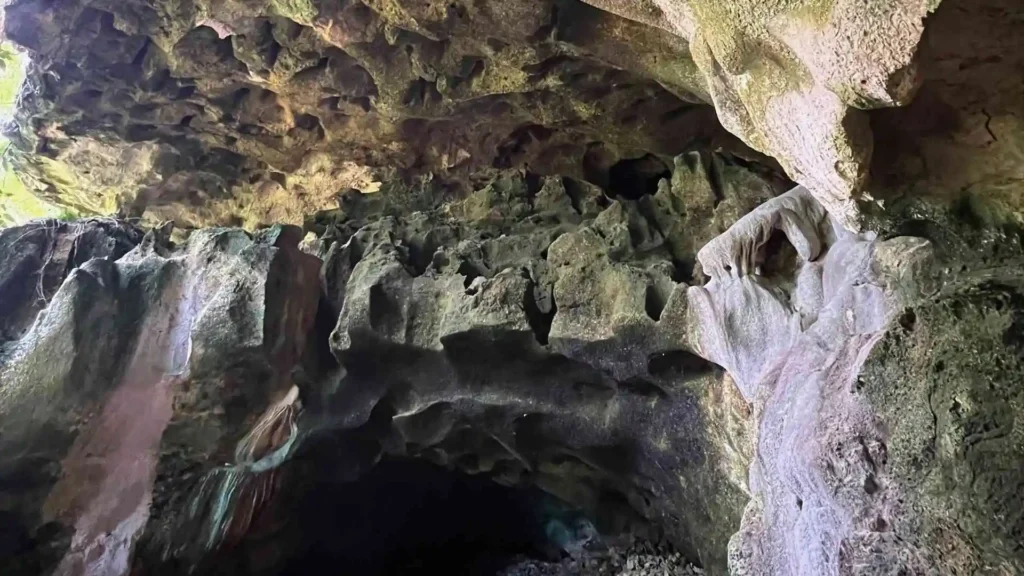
(272, 456, 599, 576)
(202, 397, 658, 576)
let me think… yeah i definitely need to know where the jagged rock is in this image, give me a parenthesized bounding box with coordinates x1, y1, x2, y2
(0, 0, 758, 229)
(582, 0, 938, 227)
(311, 167, 757, 570)
(0, 219, 143, 342)
(0, 221, 320, 575)
(2, 1, 1024, 574)
(134, 163, 772, 575)
(3, 137, 1024, 576)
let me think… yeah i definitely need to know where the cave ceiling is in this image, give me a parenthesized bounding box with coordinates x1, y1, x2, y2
(2, 0, 765, 230)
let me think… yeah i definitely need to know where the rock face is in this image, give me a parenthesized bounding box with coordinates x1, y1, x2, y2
(0, 0, 946, 229)
(2, 155, 1023, 576)
(582, 0, 938, 227)
(0, 220, 320, 574)
(2, 0, 1024, 575)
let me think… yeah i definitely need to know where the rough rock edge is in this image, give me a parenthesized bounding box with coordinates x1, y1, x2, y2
(582, 0, 940, 228)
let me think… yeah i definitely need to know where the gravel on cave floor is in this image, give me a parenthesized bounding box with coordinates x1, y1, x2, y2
(497, 539, 705, 576)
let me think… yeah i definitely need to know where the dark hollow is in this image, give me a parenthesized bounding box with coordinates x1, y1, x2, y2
(607, 154, 670, 200)
(278, 457, 588, 576)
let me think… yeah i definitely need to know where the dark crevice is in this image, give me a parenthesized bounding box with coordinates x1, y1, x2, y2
(346, 95, 373, 112)
(608, 155, 670, 201)
(618, 377, 669, 399)
(292, 57, 330, 82)
(269, 171, 288, 187)
(293, 113, 322, 132)
(561, 177, 600, 215)
(368, 284, 401, 334)
(643, 284, 668, 322)
(522, 272, 555, 346)
(275, 454, 597, 576)
(449, 56, 486, 91)
(404, 235, 440, 277)
(531, 2, 560, 42)
(581, 142, 615, 190)
(670, 258, 694, 284)
(141, 68, 171, 93)
(494, 124, 554, 169)
(705, 156, 724, 208)
(757, 228, 799, 277)
(647, 350, 719, 380)
(525, 172, 543, 202)
(898, 309, 917, 332)
(126, 123, 160, 142)
(266, 38, 283, 70)
(402, 78, 442, 109)
(458, 260, 488, 290)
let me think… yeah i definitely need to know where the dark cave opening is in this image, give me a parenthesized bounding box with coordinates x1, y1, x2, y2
(277, 457, 599, 576)
(607, 154, 670, 200)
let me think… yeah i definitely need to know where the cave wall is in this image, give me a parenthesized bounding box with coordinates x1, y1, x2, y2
(0, 220, 320, 574)
(1, 0, 1024, 574)
(2, 156, 1022, 576)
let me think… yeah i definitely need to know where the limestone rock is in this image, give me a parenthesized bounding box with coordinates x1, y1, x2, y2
(0, 218, 142, 342)
(1, 1, 1024, 573)
(1, 0, 742, 229)
(0, 220, 320, 575)
(583, 0, 938, 228)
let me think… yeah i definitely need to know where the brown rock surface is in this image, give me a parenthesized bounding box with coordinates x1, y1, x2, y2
(1, 0, 754, 229)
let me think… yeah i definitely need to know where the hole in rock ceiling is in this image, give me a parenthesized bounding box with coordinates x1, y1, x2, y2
(267, 457, 604, 576)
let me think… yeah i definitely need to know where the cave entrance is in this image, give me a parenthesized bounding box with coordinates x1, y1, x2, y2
(276, 456, 601, 576)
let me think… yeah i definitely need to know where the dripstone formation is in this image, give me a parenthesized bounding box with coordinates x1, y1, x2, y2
(1, 0, 1023, 575)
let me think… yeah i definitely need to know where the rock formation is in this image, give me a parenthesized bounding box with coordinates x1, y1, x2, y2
(1, 0, 1023, 575)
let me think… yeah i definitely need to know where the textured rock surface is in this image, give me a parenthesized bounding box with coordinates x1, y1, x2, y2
(1, 157, 1024, 576)
(859, 281, 1024, 573)
(0, 220, 320, 575)
(1, 168, 1023, 576)
(2, 0, 1024, 574)
(0, 0, 943, 230)
(1, 0, 763, 229)
(582, 0, 938, 227)
(213, 160, 778, 574)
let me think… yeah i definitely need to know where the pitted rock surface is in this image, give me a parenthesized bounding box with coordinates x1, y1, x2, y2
(1, 0, 765, 229)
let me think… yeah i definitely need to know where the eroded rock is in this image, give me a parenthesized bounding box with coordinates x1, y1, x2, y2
(1, 0, 754, 229)
(583, 0, 938, 227)
(0, 221, 320, 575)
